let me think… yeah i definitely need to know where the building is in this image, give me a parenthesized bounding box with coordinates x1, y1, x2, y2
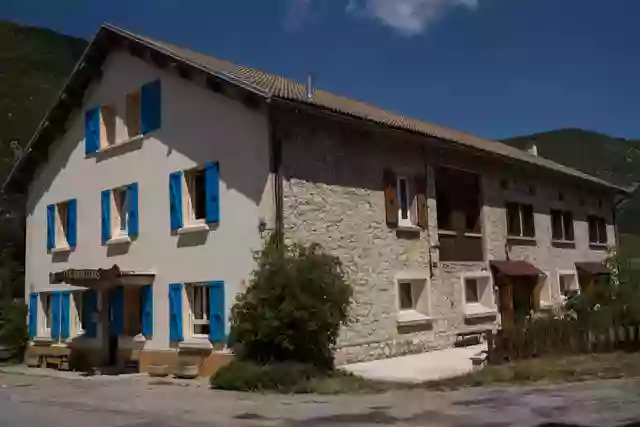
(3, 24, 631, 376)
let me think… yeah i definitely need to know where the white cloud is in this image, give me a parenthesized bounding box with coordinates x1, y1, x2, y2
(350, 0, 480, 36)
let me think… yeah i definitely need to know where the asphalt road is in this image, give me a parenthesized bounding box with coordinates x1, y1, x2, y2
(1, 370, 640, 426)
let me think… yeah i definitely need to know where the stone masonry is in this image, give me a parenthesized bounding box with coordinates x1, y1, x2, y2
(278, 111, 617, 364)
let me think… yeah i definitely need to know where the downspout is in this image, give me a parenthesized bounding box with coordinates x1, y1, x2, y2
(421, 146, 434, 279)
(267, 100, 284, 248)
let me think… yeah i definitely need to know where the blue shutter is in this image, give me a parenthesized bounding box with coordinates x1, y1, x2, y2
(169, 283, 183, 342)
(28, 293, 38, 340)
(60, 292, 71, 340)
(84, 107, 100, 155)
(83, 290, 98, 338)
(127, 183, 139, 238)
(110, 286, 124, 337)
(51, 292, 61, 341)
(204, 162, 220, 224)
(46, 204, 55, 250)
(101, 189, 111, 245)
(169, 172, 183, 231)
(208, 281, 225, 342)
(141, 285, 153, 336)
(67, 199, 77, 248)
(141, 80, 161, 134)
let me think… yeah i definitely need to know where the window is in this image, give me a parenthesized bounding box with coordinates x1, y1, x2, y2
(100, 104, 117, 148)
(46, 199, 76, 250)
(436, 167, 481, 233)
(125, 89, 141, 137)
(396, 176, 414, 227)
(397, 279, 426, 312)
(55, 202, 69, 247)
(187, 284, 210, 337)
(551, 210, 574, 241)
(588, 215, 607, 244)
(506, 202, 535, 238)
(559, 273, 578, 298)
(72, 292, 85, 335)
(185, 168, 207, 223)
(464, 278, 480, 304)
(41, 293, 52, 336)
(113, 187, 129, 236)
(398, 282, 414, 310)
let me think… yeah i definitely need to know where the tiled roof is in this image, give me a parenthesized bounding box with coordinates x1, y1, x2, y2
(2, 24, 630, 193)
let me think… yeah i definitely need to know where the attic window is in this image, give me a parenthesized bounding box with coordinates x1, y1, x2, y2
(100, 105, 116, 148)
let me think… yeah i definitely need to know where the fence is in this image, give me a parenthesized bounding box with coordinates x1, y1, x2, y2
(486, 323, 640, 365)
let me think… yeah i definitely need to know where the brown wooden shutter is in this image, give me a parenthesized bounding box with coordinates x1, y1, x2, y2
(414, 175, 428, 229)
(383, 168, 398, 227)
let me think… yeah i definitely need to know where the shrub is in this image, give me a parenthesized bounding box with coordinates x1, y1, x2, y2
(0, 299, 28, 360)
(228, 236, 352, 370)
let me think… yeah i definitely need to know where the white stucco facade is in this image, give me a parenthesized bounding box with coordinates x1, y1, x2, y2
(25, 50, 272, 351)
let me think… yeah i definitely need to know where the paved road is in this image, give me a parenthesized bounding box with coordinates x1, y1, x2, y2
(0, 371, 640, 426)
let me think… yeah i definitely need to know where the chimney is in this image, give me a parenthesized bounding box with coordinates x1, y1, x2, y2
(306, 74, 314, 100)
(526, 142, 538, 157)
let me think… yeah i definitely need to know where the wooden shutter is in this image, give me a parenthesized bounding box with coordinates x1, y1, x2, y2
(498, 283, 514, 328)
(414, 175, 428, 229)
(101, 190, 111, 245)
(169, 283, 184, 342)
(169, 172, 184, 231)
(208, 281, 225, 342)
(141, 285, 153, 336)
(28, 293, 38, 340)
(204, 162, 220, 223)
(84, 107, 100, 155)
(46, 204, 55, 250)
(383, 168, 398, 227)
(83, 290, 98, 338)
(67, 199, 77, 248)
(125, 90, 141, 137)
(127, 183, 139, 238)
(141, 80, 162, 134)
(51, 292, 61, 341)
(60, 292, 70, 340)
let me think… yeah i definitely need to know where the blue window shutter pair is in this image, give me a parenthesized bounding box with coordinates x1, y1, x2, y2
(127, 183, 139, 238)
(169, 172, 183, 231)
(141, 285, 153, 336)
(101, 190, 111, 244)
(169, 283, 183, 342)
(110, 286, 124, 337)
(141, 80, 161, 134)
(208, 281, 225, 342)
(84, 107, 101, 155)
(60, 292, 71, 340)
(28, 293, 38, 340)
(204, 162, 220, 224)
(46, 205, 55, 250)
(51, 292, 61, 340)
(83, 290, 98, 338)
(66, 200, 77, 248)
(168, 162, 220, 230)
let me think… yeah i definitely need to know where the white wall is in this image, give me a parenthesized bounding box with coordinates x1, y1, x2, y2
(25, 51, 271, 350)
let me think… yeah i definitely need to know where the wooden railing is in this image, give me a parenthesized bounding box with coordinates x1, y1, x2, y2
(486, 323, 640, 365)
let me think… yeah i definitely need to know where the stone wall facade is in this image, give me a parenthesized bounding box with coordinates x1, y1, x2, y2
(278, 111, 617, 364)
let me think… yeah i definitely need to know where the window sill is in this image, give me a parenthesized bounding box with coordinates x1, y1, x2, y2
(396, 224, 421, 233)
(464, 232, 483, 238)
(552, 240, 576, 248)
(97, 134, 144, 154)
(396, 310, 432, 326)
(589, 242, 608, 250)
(33, 336, 53, 345)
(50, 245, 71, 254)
(106, 235, 131, 245)
(179, 339, 213, 350)
(178, 223, 210, 235)
(464, 304, 497, 319)
(438, 229, 456, 236)
(507, 235, 537, 244)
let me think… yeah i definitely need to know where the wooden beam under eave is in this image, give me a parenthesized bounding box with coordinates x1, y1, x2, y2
(205, 75, 223, 93)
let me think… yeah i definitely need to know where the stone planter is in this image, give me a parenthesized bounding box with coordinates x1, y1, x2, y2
(147, 364, 169, 377)
(174, 356, 199, 379)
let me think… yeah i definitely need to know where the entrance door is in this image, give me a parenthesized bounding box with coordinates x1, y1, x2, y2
(107, 287, 124, 366)
(495, 275, 537, 328)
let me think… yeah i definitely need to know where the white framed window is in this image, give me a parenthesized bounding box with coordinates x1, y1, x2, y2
(112, 186, 129, 236)
(184, 168, 207, 224)
(72, 291, 85, 336)
(396, 176, 414, 227)
(464, 278, 481, 304)
(506, 202, 535, 238)
(395, 274, 431, 325)
(40, 293, 52, 337)
(558, 271, 579, 298)
(186, 283, 210, 338)
(460, 272, 496, 317)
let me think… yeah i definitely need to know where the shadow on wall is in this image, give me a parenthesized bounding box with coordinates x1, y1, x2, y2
(26, 63, 271, 223)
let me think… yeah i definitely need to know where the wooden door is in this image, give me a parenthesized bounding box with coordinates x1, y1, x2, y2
(498, 279, 514, 328)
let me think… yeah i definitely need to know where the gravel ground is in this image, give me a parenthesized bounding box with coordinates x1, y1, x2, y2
(0, 370, 640, 426)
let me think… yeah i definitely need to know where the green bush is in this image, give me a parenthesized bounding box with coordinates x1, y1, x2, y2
(0, 299, 28, 360)
(228, 236, 352, 370)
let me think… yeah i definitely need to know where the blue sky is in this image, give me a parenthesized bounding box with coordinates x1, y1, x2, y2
(2, 0, 639, 140)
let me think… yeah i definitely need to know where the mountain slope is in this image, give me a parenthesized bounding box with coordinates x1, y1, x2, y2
(503, 129, 640, 236)
(0, 21, 87, 181)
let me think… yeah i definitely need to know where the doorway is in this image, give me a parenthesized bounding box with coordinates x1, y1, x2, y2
(107, 287, 124, 367)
